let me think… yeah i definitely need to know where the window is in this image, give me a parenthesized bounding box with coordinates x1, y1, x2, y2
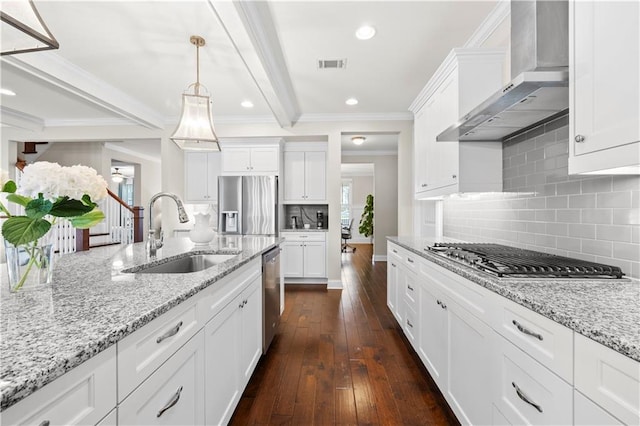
(341, 179, 352, 227)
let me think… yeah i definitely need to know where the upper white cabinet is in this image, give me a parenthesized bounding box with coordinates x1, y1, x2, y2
(283, 143, 327, 203)
(184, 151, 221, 203)
(410, 48, 505, 199)
(220, 139, 282, 175)
(569, 1, 640, 174)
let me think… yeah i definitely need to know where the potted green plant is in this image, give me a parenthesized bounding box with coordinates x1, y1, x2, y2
(359, 194, 374, 241)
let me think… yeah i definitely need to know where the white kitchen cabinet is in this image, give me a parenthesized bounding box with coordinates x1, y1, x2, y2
(118, 331, 205, 425)
(96, 408, 117, 425)
(1, 346, 116, 426)
(417, 260, 492, 426)
(574, 390, 623, 426)
(281, 232, 326, 280)
(574, 334, 640, 426)
(283, 145, 327, 203)
(387, 246, 402, 322)
(410, 48, 505, 199)
(491, 332, 573, 426)
(569, 1, 640, 174)
(221, 145, 280, 175)
(185, 151, 221, 203)
(204, 276, 262, 425)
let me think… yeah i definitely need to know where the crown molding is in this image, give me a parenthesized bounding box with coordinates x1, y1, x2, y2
(463, 0, 510, 48)
(0, 106, 45, 131)
(298, 112, 413, 123)
(45, 117, 135, 128)
(104, 142, 161, 164)
(2, 53, 165, 129)
(213, 115, 279, 125)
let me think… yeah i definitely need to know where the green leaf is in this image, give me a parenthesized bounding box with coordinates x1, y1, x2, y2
(69, 209, 105, 229)
(25, 197, 53, 219)
(6, 193, 31, 207)
(81, 194, 97, 209)
(1, 216, 51, 246)
(50, 196, 94, 217)
(1, 181, 16, 193)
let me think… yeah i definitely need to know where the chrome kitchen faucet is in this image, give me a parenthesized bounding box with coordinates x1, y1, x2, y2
(147, 192, 189, 257)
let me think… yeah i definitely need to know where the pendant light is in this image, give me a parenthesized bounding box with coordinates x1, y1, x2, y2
(170, 35, 220, 151)
(0, 0, 59, 56)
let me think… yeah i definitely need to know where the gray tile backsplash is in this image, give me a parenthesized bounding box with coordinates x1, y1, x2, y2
(443, 115, 640, 279)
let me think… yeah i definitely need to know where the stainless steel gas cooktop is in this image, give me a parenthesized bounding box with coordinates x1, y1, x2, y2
(427, 243, 624, 279)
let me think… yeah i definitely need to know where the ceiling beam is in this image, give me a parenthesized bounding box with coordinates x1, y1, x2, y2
(0, 106, 44, 131)
(1, 53, 165, 129)
(208, 0, 300, 128)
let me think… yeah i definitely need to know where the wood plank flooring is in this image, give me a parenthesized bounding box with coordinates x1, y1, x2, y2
(230, 244, 458, 425)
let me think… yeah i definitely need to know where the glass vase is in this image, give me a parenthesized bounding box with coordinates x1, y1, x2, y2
(4, 234, 55, 292)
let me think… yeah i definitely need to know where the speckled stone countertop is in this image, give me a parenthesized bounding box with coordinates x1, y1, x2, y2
(388, 236, 640, 363)
(0, 235, 280, 411)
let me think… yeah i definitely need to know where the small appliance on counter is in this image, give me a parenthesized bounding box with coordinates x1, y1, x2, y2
(218, 176, 278, 236)
(316, 211, 324, 229)
(290, 216, 298, 229)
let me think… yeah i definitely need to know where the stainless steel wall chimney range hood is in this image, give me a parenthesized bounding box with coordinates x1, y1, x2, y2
(437, 0, 569, 142)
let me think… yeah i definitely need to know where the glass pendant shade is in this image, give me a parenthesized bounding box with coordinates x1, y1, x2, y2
(1, 0, 59, 56)
(171, 92, 220, 151)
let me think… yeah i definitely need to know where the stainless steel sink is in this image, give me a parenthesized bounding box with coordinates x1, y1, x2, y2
(125, 254, 236, 274)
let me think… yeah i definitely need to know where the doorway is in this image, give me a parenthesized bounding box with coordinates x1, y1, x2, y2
(340, 163, 374, 260)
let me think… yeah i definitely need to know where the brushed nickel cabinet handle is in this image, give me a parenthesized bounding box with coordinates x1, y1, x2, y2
(421, 183, 428, 187)
(512, 320, 543, 341)
(407, 258, 414, 263)
(407, 284, 414, 291)
(39, 421, 50, 426)
(157, 385, 183, 418)
(512, 382, 543, 413)
(392, 249, 398, 254)
(406, 319, 414, 328)
(440, 302, 447, 309)
(391, 263, 396, 267)
(156, 321, 183, 344)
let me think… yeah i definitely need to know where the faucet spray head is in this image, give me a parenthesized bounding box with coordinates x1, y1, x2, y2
(176, 201, 190, 223)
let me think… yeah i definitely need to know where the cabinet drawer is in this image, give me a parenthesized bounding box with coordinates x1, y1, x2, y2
(118, 297, 201, 401)
(492, 333, 573, 425)
(574, 334, 639, 426)
(490, 296, 573, 383)
(420, 259, 490, 322)
(2, 346, 116, 426)
(404, 269, 418, 312)
(403, 301, 418, 350)
(119, 331, 205, 425)
(574, 390, 623, 426)
(281, 232, 326, 242)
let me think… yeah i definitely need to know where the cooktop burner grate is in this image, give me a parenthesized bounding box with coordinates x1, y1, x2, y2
(428, 243, 624, 278)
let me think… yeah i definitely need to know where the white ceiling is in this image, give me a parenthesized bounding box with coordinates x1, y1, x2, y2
(341, 132, 399, 154)
(0, 0, 498, 141)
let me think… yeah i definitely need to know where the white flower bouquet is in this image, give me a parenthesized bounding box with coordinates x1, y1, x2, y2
(1, 162, 108, 290)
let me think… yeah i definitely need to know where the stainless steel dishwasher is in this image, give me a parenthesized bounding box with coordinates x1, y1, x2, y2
(262, 246, 281, 353)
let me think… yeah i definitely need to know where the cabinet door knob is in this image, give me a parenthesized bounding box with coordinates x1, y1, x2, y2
(452, 174, 457, 179)
(575, 134, 585, 143)
(421, 183, 428, 187)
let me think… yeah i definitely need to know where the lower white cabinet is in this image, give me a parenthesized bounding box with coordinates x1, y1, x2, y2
(386, 250, 401, 321)
(574, 390, 623, 426)
(574, 334, 639, 426)
(1, 346, 117, 426)
(205, 275, 262, 425)
(119, 332, 205, 425)
(96, 408, 117, 425)
(282, 233, 326, 279)
(491, 332, 573, 425)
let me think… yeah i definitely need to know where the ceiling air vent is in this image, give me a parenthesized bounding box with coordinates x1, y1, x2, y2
(318, 59, 347, 69)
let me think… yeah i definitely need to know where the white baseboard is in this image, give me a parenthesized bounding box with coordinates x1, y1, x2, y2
(373, 254, 387, 262)
(327, 279, 343, 290)
(284, 277, 327, 285)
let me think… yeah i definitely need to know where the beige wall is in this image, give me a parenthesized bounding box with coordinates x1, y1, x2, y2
(351, 175, 374, 207)
(342, 155, 398, 260)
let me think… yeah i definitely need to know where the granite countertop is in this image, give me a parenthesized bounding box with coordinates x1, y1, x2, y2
(0, 235, 280, 411)
(388, 236, 640, 363)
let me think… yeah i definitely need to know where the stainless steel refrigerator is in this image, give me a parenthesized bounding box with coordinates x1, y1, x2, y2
(218, 176, 278, 235)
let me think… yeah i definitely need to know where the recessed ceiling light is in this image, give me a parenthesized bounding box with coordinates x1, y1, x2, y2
(1, 88, 16, 96)
(241, 100, 254, 108)
(355, 25, 376, 40)
(352, 136, 366, 145)
(345, 98, 359, 106)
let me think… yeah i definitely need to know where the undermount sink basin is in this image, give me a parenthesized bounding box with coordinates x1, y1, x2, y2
(126, 253, 237, 274)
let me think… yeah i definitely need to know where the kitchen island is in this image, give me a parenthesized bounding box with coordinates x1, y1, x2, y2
(0, 235, 280, 420)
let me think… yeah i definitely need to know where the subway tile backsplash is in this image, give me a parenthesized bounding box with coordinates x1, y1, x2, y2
(443, 114, 640, 279)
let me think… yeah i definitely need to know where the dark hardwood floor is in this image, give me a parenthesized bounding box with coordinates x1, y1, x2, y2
(230, 244, 457, 425)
